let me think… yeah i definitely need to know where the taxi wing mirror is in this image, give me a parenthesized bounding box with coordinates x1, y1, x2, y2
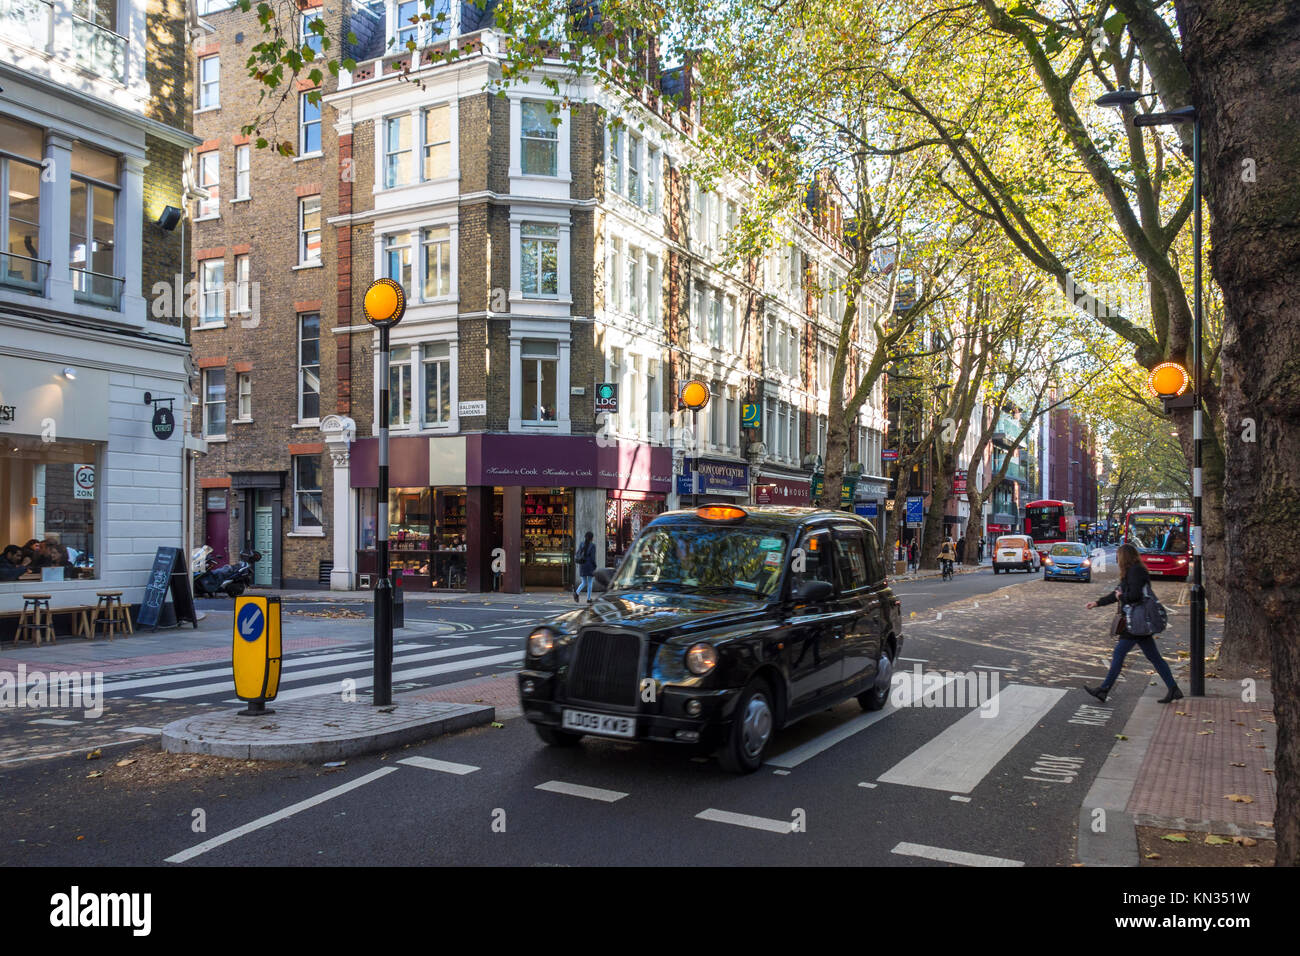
(792, 580, 834, 604)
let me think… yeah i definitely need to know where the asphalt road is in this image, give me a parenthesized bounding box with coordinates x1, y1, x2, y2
(0, 545, 1194, 867)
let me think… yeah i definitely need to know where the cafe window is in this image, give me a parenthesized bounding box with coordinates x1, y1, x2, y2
(293, 456, 323, 531)
(520, 338, 558, 424)
(0, 437, 102, 583)
(522, 489, 573, 589)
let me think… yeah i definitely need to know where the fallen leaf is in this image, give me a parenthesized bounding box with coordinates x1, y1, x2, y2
(490, 721, 504, 728)
(1230, 762, 1246, 768)
(1144, 852, 1162, 860)
(1161, 833, 1190, 843)
(115, 759, 136, 767)
(1175, 711, 1188, 716)
(76, 835, 84, 841)
(1262, 769, 1274, 775)
(86, 750, 101, 760)
(1197, 731, 1214, 736)
(1232, 837, 1258, 847)
(1115, 734, 1128, 740)
(1204, 834, 1232, 845)
(1255, 821, 1274, 828)
(1225, 794, 1254, 804)
(323, 761, 346, 768)
(86, 771, 103, 778)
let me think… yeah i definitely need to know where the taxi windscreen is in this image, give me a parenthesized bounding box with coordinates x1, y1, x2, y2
(609, 525, 789, 597)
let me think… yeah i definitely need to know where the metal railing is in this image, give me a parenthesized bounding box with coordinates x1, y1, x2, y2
(0, 0, 53, 54)
(67, 13, 126, 84)
(71, 265, 124, 310)
(0, 250, 49, 294)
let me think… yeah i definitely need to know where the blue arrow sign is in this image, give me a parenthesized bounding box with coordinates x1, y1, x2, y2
(236, 603, 265, 643)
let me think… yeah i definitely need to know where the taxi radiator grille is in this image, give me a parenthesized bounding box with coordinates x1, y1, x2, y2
(568, 630, 641, 706)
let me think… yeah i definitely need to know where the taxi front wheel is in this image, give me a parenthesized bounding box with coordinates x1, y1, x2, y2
(718, 678, 775, 774)
(535, 724, 583, 747)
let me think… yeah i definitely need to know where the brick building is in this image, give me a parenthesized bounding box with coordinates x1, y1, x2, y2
(187, 2, 888, 593)
(1037, 390, 1099, 526)
(1, 0, 198, 614)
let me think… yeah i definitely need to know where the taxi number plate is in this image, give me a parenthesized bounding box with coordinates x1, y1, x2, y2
(562, 709, 635, 738)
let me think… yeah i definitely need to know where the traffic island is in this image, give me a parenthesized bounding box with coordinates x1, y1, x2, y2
(160, 697, 495, 762)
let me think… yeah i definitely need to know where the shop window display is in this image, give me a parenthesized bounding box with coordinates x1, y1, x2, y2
(0, 437, 100, 582)
(522, 489, 572, 588)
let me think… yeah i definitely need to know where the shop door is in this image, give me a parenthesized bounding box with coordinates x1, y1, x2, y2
(204, 510, 229, 565)
(254, 506, 273, 587)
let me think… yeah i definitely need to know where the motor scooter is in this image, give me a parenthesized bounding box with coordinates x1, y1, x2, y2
(193, 547, 261, 598)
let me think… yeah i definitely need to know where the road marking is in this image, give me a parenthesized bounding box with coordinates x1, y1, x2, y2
(154, 645, 499, 700)
(119, 726, 162, 735)
(695, 808, 792, 833)
(398, 756, 480, 775)
(772, 769, 790, 775)
(972, 665, 1017, 671)
(165, 767, 400, 864)
(238, 650, 523, 703)
(858, 782, 878, 789)
(877, 684, 1066, 794)
(101, 647, 378, 691)
(535, 780, 627, 802)
(899, 657, 929, 663)
(891, 841, 1023, 867)
(950, 795, 971, 803)
(767, 672, 953, 769)
(29, 718, 80, 726)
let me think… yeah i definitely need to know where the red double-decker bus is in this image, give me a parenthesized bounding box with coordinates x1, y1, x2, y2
(1024, 499, 1077, 557)
(1123, 509, 1191, 579)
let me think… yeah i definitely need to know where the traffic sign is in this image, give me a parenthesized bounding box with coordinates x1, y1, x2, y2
(906, 496, 924, 527)
(232, 595, 282, 713)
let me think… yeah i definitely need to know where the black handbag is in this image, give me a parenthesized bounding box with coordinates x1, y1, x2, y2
(1124, 583, 1169, 636)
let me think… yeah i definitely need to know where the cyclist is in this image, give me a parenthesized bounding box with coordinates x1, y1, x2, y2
(938, 538, 956, 580)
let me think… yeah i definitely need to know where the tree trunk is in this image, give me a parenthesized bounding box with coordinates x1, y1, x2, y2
(1177, 0, 1300, 866)
(922, 450, 954, 568)
(963, 490, 985, 566)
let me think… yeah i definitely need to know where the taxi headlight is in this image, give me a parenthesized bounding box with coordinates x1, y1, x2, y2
(686, 643, 718, 675)
(527, 628, 556, 657)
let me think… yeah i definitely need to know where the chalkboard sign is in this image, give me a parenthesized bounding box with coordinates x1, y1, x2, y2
(137, 546, 198, 630)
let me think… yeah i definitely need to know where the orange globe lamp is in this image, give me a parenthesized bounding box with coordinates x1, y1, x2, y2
(1147, 361, 1189, 398)
(680, 380, 710, 410)
(364, 278, 406, 328)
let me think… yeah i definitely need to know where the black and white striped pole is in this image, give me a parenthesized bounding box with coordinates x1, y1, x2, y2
(363, 278, 406, 707)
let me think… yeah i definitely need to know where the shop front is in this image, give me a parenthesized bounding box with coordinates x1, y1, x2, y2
(753, 471, 811, 506)
(0, 338, 188, 615)
(678, 458, 749, 505)
(855, 475, 891, 539)
(349, 433, 671, 593)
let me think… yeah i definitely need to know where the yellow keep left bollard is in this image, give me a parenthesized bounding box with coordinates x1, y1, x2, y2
(233, 595, 282, 716)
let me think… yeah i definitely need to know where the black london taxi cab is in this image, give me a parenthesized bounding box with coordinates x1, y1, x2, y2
(518, 505, 904, 772)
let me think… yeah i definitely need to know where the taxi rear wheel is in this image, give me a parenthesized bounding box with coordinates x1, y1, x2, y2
(718, 678, 774, 774)
(858, 645, 894, 712)
(535, 724, 583, 747)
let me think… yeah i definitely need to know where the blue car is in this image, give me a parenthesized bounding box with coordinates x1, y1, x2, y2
(1043, 542, 1092, 583)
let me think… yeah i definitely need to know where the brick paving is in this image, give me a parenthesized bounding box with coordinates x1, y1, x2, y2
(401, 672, 521, 718)
(1127, 680, 1276, 837)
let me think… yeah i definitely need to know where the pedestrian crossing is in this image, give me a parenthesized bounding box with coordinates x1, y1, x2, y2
(94, 641, 523, 705)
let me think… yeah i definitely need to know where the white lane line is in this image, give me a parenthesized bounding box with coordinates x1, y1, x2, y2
(899, 657, 929, 663)
(535, 780, 627, 802)
(891, 841, 1023, 867)
(0, 738, 150, 766)
(165, 767, 400, 864)
(398, 756, 480, 775)
(119, 726, 162, 735)
(972, 665, 1017, 671)
(950, 795, 972, 803)
(29, 718, 81, 726)
(695, 808, 792, 834)
(772, 769, 790, 776)
(877, 684, 1066, 794)
(151, 645, 496, 700)
(230, 649, 523, 703)
(858, 782, 878, 789)
(766, 672, 953, 769)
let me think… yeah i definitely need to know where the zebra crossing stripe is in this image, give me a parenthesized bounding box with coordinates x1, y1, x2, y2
(535, 780, 627, 802)
(398, 756, 480, 775)
(242, 649, 522, 703)
(101, 647, 381, 692)
(877, 684, 1065, 794)
(148, 645, 498, 700)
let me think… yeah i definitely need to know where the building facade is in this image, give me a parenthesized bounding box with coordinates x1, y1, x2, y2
(1037, 391, 1099, 526)
(1, 0, 197, 614)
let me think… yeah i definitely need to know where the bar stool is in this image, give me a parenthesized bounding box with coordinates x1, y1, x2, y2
(16, 595, 56, 647)
(91, 592, 131, 641)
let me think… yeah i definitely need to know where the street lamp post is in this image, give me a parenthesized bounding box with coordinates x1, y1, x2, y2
(1097, 90, 1205, 696)
(363, 278, 406, 707)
